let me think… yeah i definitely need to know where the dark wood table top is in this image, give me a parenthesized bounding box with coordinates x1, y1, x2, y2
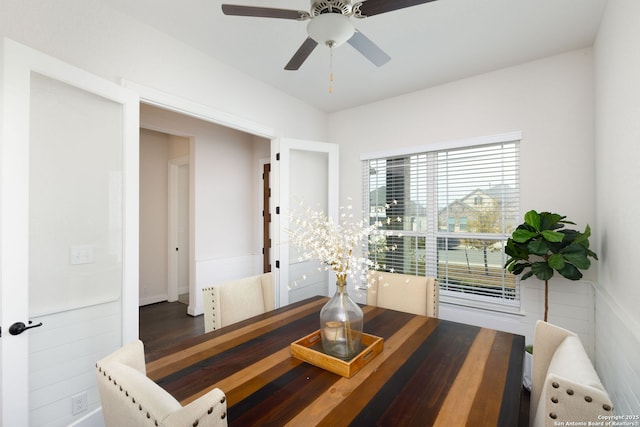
(146, 296, 524, 426)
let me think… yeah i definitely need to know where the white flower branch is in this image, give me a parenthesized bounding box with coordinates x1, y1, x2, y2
(287, 197, 400, 285)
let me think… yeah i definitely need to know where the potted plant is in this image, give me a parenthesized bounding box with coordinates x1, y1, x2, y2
(505, 210, 597, 391)
(505, 210, 598, 322)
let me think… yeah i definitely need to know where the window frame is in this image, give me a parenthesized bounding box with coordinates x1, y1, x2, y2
(361, 132, 523, 314)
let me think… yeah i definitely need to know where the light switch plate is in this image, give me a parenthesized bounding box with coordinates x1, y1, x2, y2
(70, 245, 95, 265)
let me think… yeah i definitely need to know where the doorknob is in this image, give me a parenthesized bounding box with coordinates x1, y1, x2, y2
(9, 321, 43, 336)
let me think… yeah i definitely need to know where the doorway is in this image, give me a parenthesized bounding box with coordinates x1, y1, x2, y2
(138, 103, 271, 318)
(139, 128, 189, 307)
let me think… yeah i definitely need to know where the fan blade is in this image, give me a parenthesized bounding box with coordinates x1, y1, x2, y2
(354, 0, 438, 18)
(222, 4, 310, 20)
(285, 37, 318, 70)
(347, 30, 391, 66)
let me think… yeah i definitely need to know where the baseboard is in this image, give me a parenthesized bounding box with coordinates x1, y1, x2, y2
(139, 294, 168, 306)
(68, 407, 104, 427)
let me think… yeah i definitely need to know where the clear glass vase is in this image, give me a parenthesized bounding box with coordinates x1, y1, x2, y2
(319, 280, 364, 359)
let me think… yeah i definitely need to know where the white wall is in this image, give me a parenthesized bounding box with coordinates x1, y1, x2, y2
(593, 0, 640, 415)
(330, 48, 596, 234)
(329, 48, 597, 347)
(139, 129, 170, 304)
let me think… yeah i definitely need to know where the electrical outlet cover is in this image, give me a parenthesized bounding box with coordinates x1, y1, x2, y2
(71, 392, 88, 415)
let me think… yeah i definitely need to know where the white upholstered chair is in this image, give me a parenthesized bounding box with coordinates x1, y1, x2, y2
(96, 340, 227, 427)
(530, 321, 613, 427)
(367, 271, 439, 318)
(202, 272, 274, 332)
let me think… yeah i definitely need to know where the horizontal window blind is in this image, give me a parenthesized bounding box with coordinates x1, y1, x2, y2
(363, 139, 520, 306)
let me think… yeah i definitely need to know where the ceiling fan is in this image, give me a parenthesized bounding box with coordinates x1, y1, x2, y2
(221, 0, 438, 71)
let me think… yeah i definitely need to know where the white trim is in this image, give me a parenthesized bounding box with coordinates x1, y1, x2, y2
(167, 155, 189, 303)
(139, 294, 169, 306)
(68, 407, 104, 427)
(121, 79, 278, 139)
(273, 138, 339, 307)
(360, 131, 523, 160)
(120, 80, 281, 317)
(122, 91, 140, 347)
(440, 294, 525, 316)
(28, 297, 121, 318)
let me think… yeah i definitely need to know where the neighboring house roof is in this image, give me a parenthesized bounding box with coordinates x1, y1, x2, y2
(370, 184, 517, 221)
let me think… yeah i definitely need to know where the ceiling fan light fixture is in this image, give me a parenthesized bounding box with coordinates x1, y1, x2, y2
(306, 13, 355, 47)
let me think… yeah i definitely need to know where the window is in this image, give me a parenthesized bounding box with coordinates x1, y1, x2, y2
(362, 134, 520, 309)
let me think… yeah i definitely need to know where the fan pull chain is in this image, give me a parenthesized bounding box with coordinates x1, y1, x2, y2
(329, 42, 334, 94)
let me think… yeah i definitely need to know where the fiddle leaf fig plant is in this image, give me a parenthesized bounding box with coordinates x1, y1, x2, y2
(505, 210, 598, 321)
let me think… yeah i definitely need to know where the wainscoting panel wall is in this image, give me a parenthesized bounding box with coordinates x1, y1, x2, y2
(595, 286, 640, 416)
(545, 279, 595, 358)
(29, 301, 121, 427)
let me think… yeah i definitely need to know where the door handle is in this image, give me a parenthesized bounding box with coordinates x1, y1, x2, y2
(9, 321, 43, 336)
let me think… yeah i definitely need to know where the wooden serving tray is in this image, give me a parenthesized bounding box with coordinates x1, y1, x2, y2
(290, 330, 384, 378)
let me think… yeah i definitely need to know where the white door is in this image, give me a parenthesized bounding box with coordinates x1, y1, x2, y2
(272, 138, 339, 307)
(0, 39, 139, 426)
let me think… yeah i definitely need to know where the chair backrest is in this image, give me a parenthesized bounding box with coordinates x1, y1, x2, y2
(96, 340, 227, 427)
(531, 321, 613, 427)
(366, 272, 439, 317)
(260, 272, 275, 312)
(203, 272, 274, 332)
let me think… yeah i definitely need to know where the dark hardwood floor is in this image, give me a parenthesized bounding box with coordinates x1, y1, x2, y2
(520, 387, 531, 427)
(139, 300, 530, 426)
(139, 299, 204, 362)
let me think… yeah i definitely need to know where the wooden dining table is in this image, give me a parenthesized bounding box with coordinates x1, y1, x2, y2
(146, 296, 524, 426)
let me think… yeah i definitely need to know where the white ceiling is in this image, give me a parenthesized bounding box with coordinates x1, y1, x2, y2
(103, 0, 608, 113)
